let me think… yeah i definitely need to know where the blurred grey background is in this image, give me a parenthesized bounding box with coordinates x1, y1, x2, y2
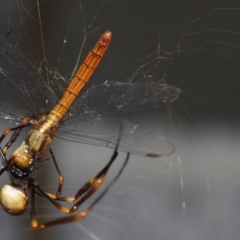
(0, 0, 240, 239)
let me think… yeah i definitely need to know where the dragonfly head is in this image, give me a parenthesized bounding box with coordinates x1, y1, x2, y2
(0, 184, 28, 215)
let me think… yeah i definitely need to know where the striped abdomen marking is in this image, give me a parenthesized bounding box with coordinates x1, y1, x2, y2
(48, 31, 112, 124)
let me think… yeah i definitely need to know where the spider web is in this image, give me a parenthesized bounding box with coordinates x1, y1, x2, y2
(0, 0, 240, 239)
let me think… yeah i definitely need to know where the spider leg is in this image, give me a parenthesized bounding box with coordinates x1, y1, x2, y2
(41, 148, 64, 199)
(30, 121, 129, 229)
(0, 117, 32, 156)
(44, 121, 124, 202)
(43, 140, 119, 203)
(0, 158, 8, 175)
(30, 152, 130, 230)
(0, 147, 7, 165)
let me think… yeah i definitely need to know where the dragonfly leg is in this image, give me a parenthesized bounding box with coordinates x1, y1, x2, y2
(0, 117, 32, 155)
(30, 152, 130, 230)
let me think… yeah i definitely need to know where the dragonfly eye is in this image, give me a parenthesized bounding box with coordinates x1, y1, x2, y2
(0, 184, 28, 215)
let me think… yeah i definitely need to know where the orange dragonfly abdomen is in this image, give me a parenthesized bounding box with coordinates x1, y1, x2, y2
(48, 31, 112, 123)
(26, 31, 111, 155)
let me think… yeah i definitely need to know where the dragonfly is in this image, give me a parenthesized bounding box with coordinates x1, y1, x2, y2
(0, 31, 181, 229)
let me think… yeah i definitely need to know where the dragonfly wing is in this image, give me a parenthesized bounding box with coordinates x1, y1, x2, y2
(65, 81, 181, 121)
(56, 117, 174, 157)
(0, 34, 58, 116)
(0, 101, 34, 125)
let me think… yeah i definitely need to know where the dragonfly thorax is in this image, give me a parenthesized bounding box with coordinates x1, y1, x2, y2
(11, 121, 55, 169)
